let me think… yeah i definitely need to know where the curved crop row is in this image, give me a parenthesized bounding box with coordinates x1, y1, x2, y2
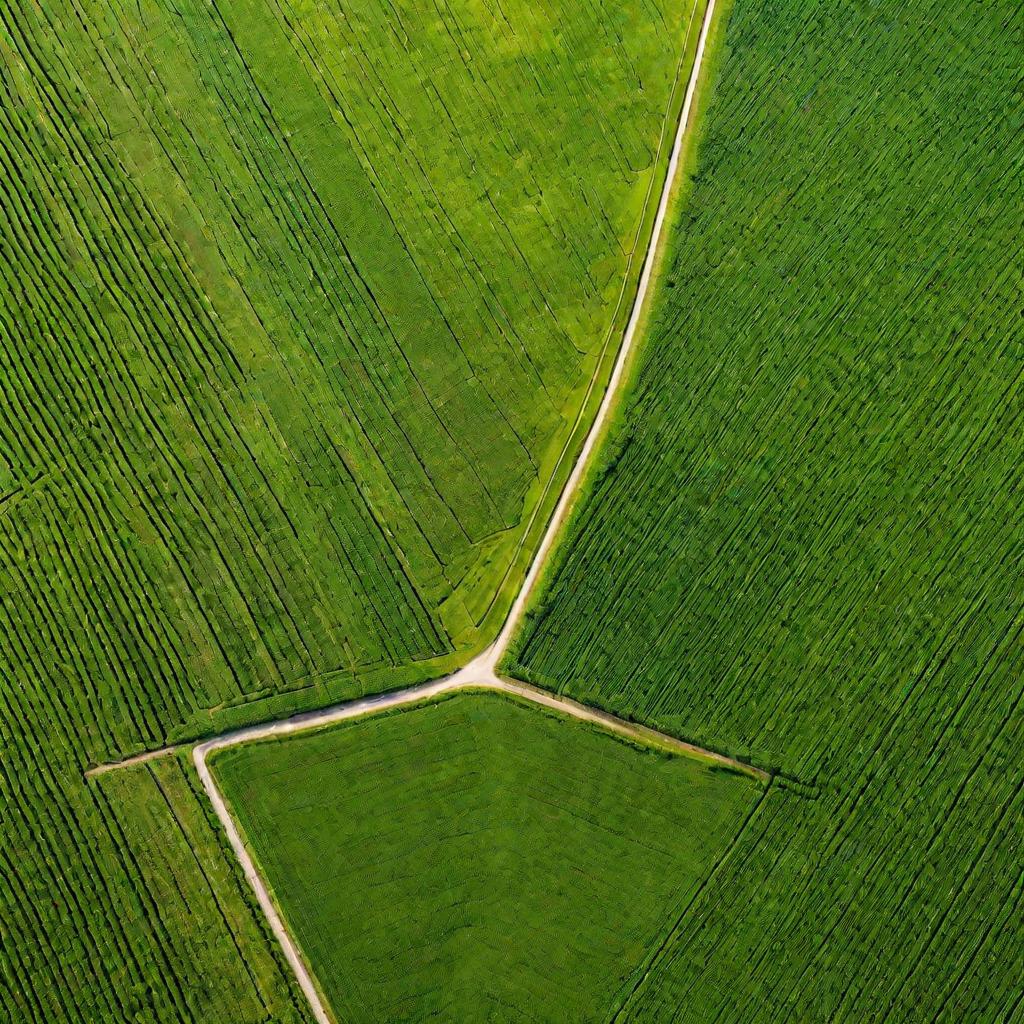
(511, 0, 1024, 1019)
(0, 0, 698, 1017)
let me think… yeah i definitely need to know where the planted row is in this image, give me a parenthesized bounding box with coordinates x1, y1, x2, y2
(511, 0, 1024, 1019)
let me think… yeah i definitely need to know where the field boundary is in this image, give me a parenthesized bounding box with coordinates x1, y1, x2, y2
(189, 674, 767, 1024)
(85, 2, 734, 1022)
(468, 0, 708, 638)
(487, 0, 721, 664)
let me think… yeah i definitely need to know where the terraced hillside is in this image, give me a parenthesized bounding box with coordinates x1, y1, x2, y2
(211, 693, 761, 1023)
(510, 0, 1024, 1019)
(0, 0, 703, 1019)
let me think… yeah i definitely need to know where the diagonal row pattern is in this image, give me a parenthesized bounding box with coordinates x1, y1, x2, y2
(0, 0, 697, 1018)
(511, 0, 1024, 1019)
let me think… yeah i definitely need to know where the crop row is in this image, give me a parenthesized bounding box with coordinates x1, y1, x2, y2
(210, 692, 760, 1022)
(511, 0, 1024, 1019)
(0, 0, 694, 1016)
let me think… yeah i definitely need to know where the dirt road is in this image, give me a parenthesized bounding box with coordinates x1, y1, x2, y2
(193, 671, 762, 1024)
(490, 0, 720, 663)
(87, 3, 731, 1022)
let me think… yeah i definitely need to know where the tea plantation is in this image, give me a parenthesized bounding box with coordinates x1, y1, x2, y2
(0, 0, 700, 1018)
(210, 693, 761, 1023)
(510, 0, 1024, 1019)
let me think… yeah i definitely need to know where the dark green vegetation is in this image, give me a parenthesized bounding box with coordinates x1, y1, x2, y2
(0, 0, 701, 1019)
(511, 0, 1024, 1019)
(211, 693, 761, 1023)
(4, 748, 313, 1023)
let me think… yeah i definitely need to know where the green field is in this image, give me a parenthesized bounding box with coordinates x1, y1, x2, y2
(3, 746, 313, 1024)
(1, 0, 702, 745)
(0, 0, 703, 1019)
(510, 0, 1024, 1019)
(89, 754, 312, 1023)
(6, 0, 1018, 1019)
(211, 693, 762, 1023)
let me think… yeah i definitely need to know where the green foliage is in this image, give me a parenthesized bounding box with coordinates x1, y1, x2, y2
(98, 754, 313, 1023)
(212, 693, 760, 1022)
(1, 748, 311, 1023)
(0, 0, 698, 1017)
(512, 0, 1024, 1019)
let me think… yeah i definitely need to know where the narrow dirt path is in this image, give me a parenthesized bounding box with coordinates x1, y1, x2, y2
(192, 674, 763, 1024)
(87, 4, 732, 1022)
(86, 744, 180, 777)
(489, 0, 720, 665)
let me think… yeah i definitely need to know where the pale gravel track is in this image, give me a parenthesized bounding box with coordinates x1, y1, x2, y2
(192, 673, 764, 1024)
(490, 0, 720, 665)
(86, 4, 735, 1022)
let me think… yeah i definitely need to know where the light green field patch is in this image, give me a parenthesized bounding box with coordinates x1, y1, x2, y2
(0, 1, 710, 1016)
(211, 693, 759, 1022)
(83, 752, 312, 1023)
